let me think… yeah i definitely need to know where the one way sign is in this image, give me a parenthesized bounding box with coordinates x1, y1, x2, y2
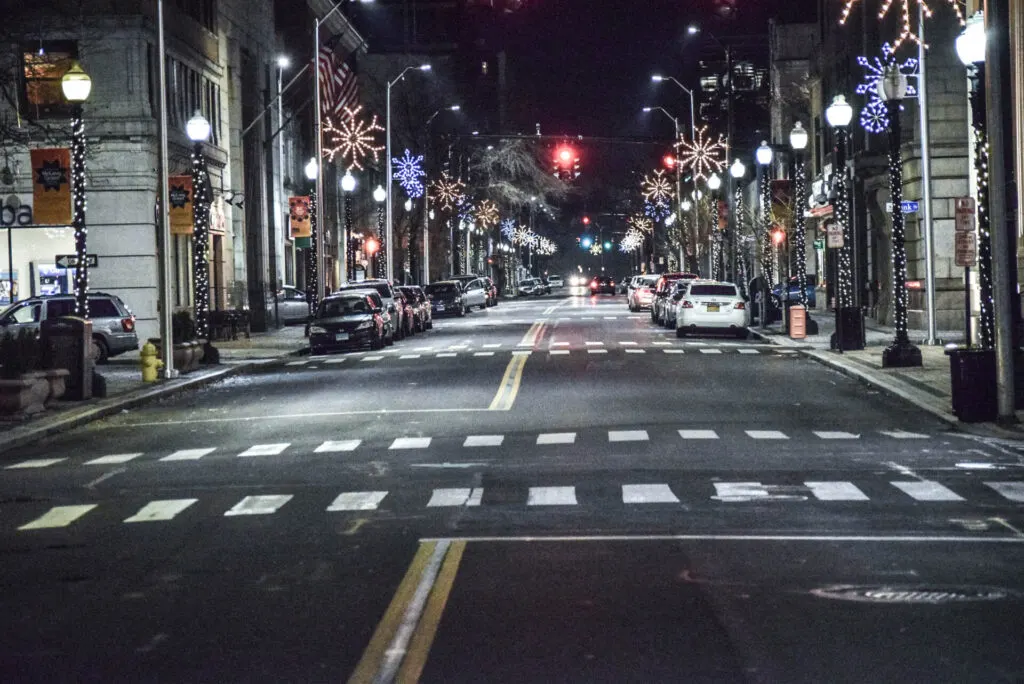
(55, 254, 99, 269)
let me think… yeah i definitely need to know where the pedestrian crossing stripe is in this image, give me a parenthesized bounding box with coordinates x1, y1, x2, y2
(124, 499, 198, 523)
(5, 458, 67, 469)
(85, 453, 142, 465)
(224, 495, 293, 516)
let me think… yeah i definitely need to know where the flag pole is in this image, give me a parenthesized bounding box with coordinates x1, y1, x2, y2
(313, 20, 326, 301)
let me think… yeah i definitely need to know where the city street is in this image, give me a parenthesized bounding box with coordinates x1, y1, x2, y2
(2, 292, 1023, 682)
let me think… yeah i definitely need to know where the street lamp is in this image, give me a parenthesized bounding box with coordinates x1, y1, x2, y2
(642, 105, 686, 270)
(186, 111, 213, 343)
(755, 141, 774, 327)
(304, 158, 320, 311)
(789, 121, 809, 310)
(373, 184, 386, 278)
(61, 61, 91, 319)
(729, 158, 747, 293)
(385, 63, 431, 282)
(341, 170, 357, 281)
(707, 172, 723, 279)
(878, 69, 922, 367)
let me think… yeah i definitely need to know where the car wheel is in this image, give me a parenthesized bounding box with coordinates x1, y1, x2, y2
(91, 337, 109, 364)
(676, 327, 686, 338)
(479, 302, 487, 310)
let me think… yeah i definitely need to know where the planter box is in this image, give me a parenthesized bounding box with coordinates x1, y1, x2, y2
(0, 374, 49, 417)
(148, 339, 203, 373)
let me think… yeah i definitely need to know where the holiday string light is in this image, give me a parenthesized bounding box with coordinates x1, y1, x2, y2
(589, 243, 603, 256)
(323, 105, 384, 172)
(968, 64, 994, 347)
(886, 98, 912, 344)
(190, 144, 212, 339)
(840, 0, 965, 49)
(619, 228, 644, 253)
(475, 199, 500, 228)
(676, 125, 727, 181)
(431, 172, 465, 210)
(392, 149, 426, 198)
(856, 44, 918, 134)
(376, 202, 386, 279)
(70, 107, 89, 318)
(307, 192, 319, 312)
(500, 218, 516, 240)
(645, 200, 672, 222)
(792, 149, 808, 307)
(760, 166, 774, 287)
(642, 169, 674, 204)
(834, 127, 854, 309)
(629, 214, 654, 234)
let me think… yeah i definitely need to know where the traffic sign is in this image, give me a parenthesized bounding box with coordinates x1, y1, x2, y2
(955, 232, 977, 267)
(885, 200, 920, 214)
(955, 196, 976, 233)
(826, 222, 844, 248)
(55, 254, 98, 269)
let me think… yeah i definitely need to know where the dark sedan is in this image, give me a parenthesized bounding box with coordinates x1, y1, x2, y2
(308, 292, 387, 354)
(589, 275, 616, 295)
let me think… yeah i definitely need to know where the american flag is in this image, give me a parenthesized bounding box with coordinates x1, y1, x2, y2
(318, 43, 358, 117)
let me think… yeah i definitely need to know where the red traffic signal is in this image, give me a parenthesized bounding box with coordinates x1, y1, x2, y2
(582, 216, 591, 225)
(663, 154, 677, 169)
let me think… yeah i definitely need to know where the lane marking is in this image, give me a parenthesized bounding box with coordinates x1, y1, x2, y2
(473, 351, 495, 357)
(814, 431, 860, 440)
(738, 349, 760, 355)
(517, 320, 547, 348)
(362, 356, 384, 362)
(315, 440, 361, 453)
(328, 491, 389, 511)
(609, 430, 649, 442)
(19, 505, 97, 530)
(585, 341, 604, 346)
(587, 349, 608, 355)
(399, 354, 421, 360)
(427, 488, 484, 507)
(238, 443, 290, 457)
(699, 349, 723, 355)
(663, 349, 685, 354)
(390, 437, 432, 450)
(892, 481, 965, 502)
(549, 350, 570, 356)
(6, 458, 66, 469)
(804, 481, 870, 501)
(528, 486, 577, 506)
(986, 482, 1024, 502)
(746, 430, 789, 440)
(623, 484, 679, 504)
(85, 453, 142, 465)
(124, 499, 198, 523)
(423, 534, 1024, 544)
(435, 352, 457, 358)
(488, 353, 529, 411)
(161, 448, 216, 462)
(881, 430, 929, 439)
(224, 495, 293, 516)
(678, 429, 719, 440)
(464, 435, 503, 447)
(482, 343, 502, 349)
(619, 341, 638, 346)
(625, 349, 646, 354)
(550, 341, 570, 347)
(537, 432, 575, 445)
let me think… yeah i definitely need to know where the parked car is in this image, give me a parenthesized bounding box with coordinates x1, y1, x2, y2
(517, 277, 545, 297)
(449, 275, 489, 310)
(771, 275, 818, 309)
(398, 285, 433, 331)
(546, 275, 564, 288)
(588, 275, 616, 295)
(0, 292, 138, 363)
(275, 286, 310, 325)
(335, 279, 406, 340)
(424, 281, 465, 317)
(627, 274, 659, 311)
(308, 291, 389, 354)
(675, 280, 749, 338)
(651, 273, 699, 325)
(395, 287, 418, 338)
(661, 280, 694, 329)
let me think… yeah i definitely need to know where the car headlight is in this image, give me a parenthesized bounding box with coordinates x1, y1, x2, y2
(309, 325, 327, 334)
(355, 321, 372, 330)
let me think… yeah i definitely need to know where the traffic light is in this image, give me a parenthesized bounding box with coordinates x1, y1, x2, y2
(582, 215, 590, 225)
(663, 154, 677, 169)
(553, 143, 581, 181)
(603, 240, 613, 251)
(580, 236, 593, 249)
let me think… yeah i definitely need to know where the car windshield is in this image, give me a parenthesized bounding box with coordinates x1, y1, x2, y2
(319, 296, 372, 317)
(689, 284, 738, 297)
(426, 283, 458, 295)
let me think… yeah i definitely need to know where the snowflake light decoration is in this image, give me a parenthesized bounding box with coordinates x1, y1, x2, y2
(641, 170, 674, 204)
(645, 200, 672, 222)
(628, 214, 654, 234)
(536, 238, 557, 256)
(676, 126, 726, 181)
(475, 199, 500, 228)
(619, 228, 644, 253)
(589, 243, 603, 256)
(512, 227, 532, 245)
(840, 0, 965, 50)
(856, 43, 919, 134)
(322, 105, 385, 172)
(456, 196, 475, 224)
(392, 149, 426, 198)
(500, 218, 516, 240)
(430, 172, 465, 211)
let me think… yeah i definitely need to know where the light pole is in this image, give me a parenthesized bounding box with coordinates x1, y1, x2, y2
(879, 67, 922, 368)
(729, 158, 746, 291)
(643, 105, 687, 271)
(341, 170, 357, 281)
(825, 95, 862, 351)
(373, 184, 386, 278)
(385, 63, 431, 282)
(789, 121, 809, 308)
(61, 61, 91, 319)
(755, 140, 773, 327)
(186, 111, 212, 343)
(304, 158, 320, 312)
(422, 105, 459, 284)
(707, 171, 722, 279)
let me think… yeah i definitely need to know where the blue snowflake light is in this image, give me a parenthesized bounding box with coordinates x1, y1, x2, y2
(856, 43, 918, 135)
(500, 218, 516, 239)
(392, 149, 426, 198)
(644, 199, 672, 222)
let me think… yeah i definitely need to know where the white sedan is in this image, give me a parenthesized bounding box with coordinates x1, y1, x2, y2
(675, 281, 749, 338)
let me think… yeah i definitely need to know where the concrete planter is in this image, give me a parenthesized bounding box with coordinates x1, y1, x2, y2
(148, 339, 204, 374)
(0, 374, 49, 417)
(42, 369, 70, 406)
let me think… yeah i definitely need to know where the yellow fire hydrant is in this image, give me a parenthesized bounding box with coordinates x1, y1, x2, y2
(140, 341, 164, 382)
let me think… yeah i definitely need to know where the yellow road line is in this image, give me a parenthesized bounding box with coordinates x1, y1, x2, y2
(348, 542, 437, 684)
(488, 353, 528, 411)
(396, 540, 467, 683)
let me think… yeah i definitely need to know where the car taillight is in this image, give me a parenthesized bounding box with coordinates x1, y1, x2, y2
(121, 316, 135, 332)
(734, 302, 745, 310)
(590, 280, 598, 288)
(681, 300, 694, 309)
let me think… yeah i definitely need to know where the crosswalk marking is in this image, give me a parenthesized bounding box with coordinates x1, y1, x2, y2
(85, 453, 142, 465)
(699, 349, 723, 355)
(609, 430, 649, 442)
(549, 350, 570, 355)
(663, 349, 685, 354)
(537, 432, 576, 445)
(390, 437, 432, 450)
(123, 499, 198, 523)
(414, 346, 434, 352)
(737, 349, 761, 355)
(604, 316, 618, 320)
(161, 448, 217, 462)
(679, 429, 719, 439)
(622, 484, 679, 504)
(512, 350, 532, 356)
(585, 341, 604, 346)
(6, 458, 66, 469)
(224, 495, 293, 516)
(327, 491, 388, 511)
(238, 443, 290, 457)
(436, 352, 457, 358)
(777, 350, 798, 354)
(587, 349, 608, 354)
(362, 355, 384, 362)
(625, 349, 647, 354)
(19, 505, 97, 530)
(324, 358, 347, 364)
(804, 481, 870, 501)
(464, 435, 504, 447)
(528, 486, 577, 506)
(399, 354, 421, 359)
(652, 341, 671, 346)
(813, 431, 860, 440)
(427, 488, 483, 507)
(746, 430, 789, 440)
(474, 352, 495, 357)
(550, 341, 570, 347)
(891, 481, 965, 501)
(619, 341, 638, 346)
(986, 482, 1024, 502)
(483, 343, 502, 349)
(880, 430, 929, 439)
(314, 440, 361, 453)
(286, 360, 308, 366)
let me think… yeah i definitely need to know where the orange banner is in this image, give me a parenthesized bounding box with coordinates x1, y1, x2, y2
(31, 148, 72, 225)
(289, 196, 311, 239)
(169, 175, 194, 235)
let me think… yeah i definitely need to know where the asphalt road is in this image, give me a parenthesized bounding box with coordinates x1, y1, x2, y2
(2, 291, 1023, 682)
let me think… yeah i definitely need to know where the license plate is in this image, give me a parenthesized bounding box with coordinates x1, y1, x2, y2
(335, 332, 349, 341)
(707, 304, 720, 312)
(436, 304, 445, 311)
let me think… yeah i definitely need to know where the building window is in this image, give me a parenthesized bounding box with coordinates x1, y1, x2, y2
(20, 42, 77, 120)
(147, 47, 222, 147)
(172, 0, 217, 32)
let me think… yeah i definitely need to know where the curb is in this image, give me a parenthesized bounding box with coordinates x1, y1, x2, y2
(0, 351, 303, 456)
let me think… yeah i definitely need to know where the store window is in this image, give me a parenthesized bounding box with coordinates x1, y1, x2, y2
(20, 42, 77, 119)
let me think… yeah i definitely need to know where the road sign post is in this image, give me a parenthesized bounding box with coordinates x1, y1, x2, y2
(55, 254, 98, 269)
(955, 197, 977, 347)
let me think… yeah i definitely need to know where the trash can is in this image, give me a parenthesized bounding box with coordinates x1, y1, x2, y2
(40, 316, 92, 401)
(946, 347, 996, 423)
(789, 304, 807, 339)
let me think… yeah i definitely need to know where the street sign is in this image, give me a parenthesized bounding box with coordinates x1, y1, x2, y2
(885, 201, 920, 214)
(826, 222, 844, 248)
(955, 232, 977, 267)
(813, 238, 825, 251)
(955, 196, 976, 233)
(55, 254, 98, 269)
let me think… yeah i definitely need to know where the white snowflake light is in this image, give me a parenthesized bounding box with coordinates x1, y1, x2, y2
(840, 0, 965, 50)
(676, 126, 727, 181)
(642, 169, 674, 204)
(323, 105, 385, 172)
(475, 199, 499, 228)
(629, 214, 654, 234)
(500, 218, 516, 239)
(430, 172, 465, 210)
(392, 149, 426, 198)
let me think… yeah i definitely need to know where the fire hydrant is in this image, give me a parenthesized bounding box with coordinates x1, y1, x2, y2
(140, 341, 164, 382)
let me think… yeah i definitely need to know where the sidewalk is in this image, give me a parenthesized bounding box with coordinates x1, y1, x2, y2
(751, 309, 1024, 439)
(0, 325, 309, 454)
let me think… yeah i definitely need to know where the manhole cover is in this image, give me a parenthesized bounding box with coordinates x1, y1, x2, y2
(810, 585, 1021, 604)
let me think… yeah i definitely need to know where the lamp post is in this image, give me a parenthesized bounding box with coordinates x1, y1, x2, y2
(651, 76, 698, 272)
(373, 184, 386, 278)
(707, 172, 722, 279)
(304, 158, 320, 312)
(385, 63, 431, 282)
(186, 111, 212, 342)
(755, 140, 773, 327)
(61, 60, 91, 319)
(642, 105, 683, 271)
(341, 170, 357, 281)
(789, 121, 809, 308)
(878, 67, 921, 367)
(422, 105, 458, 284)
(729, 158, 746, 292)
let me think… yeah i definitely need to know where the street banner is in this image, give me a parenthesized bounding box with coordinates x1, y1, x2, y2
(169, 175, 194, 235)
(290, 196, 311, 239)
(30, 148, 71, 225)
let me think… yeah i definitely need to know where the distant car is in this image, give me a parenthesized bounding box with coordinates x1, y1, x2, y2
(772, 276, 817, 308)
(675, 280, 749, 339)
(628, 275, 659, 311)
(274, 286, 311, 325)
(651, 273, 699, 325)
(397, 285, 433, 332)
(547, 275, 564, 288)
(425, 280, 465, 317)
(449, 275, 489, 311)
(589, 275, 616, 295)
(308, 291, 388, 354)
(518, 278, 545, 297)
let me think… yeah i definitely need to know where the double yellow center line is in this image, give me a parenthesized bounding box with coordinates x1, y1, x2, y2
(488, 320, 545, 411)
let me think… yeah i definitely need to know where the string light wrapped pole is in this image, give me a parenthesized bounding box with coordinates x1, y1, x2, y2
(341, 171, 357, 281)
(707, 172, 723, 279)
(61, 61, 92, 318)
(879, 66, 922, 367)
(373, 185, 387, 279)
(303, 158, 320, 313)
(755, 141, 773, 327)
(729, 158, 746, 293)
(186, 111, 212, 342)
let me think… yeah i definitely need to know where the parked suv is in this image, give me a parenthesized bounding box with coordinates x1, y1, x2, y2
(0, 292, 138, 363)
(335, 279, 407, 340)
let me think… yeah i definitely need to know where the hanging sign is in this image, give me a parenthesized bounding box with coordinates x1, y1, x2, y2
(30, 148, 72, 225)
(168, 176, 194, 235)
(955, 197, 976, 233)
(955, 232, 977, 267)
(289, 196, 311, 239)
(826, 221, 845, 248)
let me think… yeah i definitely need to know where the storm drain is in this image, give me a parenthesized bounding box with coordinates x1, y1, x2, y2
(811, 584, 1022, 604)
